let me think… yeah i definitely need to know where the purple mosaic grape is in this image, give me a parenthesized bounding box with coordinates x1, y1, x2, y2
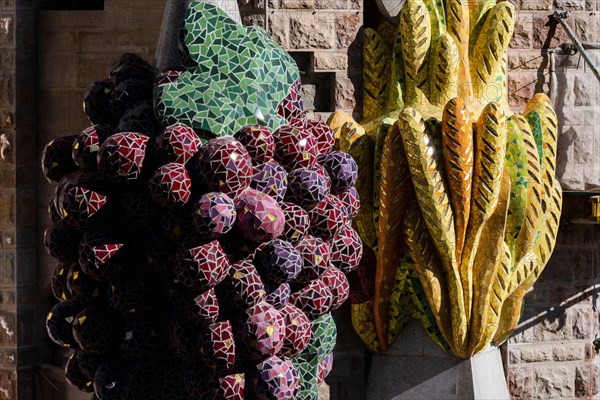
(317, 151, 358, 194)
(234, 125, 274, 164)
(247, 355, 299, 400)
(194, 137, 253, 200)
(192, 192, 237, 238)
(280, 202, 309, 243)
(337, 186, 360, 219)
(235, 188, 285, 243)
(253, 239, 302, 284)
(285, 168, 329, 211)
(41, 135, 79, 184)
(265, 282, 291, 310)
(330, 225, 363, 274)
(305, 120, 335, 154)
(317, 353, 334, 385)
(313, 162, 331, 188)
(148, 162, 192, 207)
(155, 123, 201, 165)
(251, 160, 288, 203)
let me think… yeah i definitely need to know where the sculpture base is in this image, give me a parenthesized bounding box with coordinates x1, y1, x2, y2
(366, 320, 510, 400)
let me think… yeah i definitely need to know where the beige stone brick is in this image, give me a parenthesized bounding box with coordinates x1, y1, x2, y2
(508, 367, 535, 399)
(508, 72, 535, 108)
(334, 72, 356, 109)
(555, 0, 586, 9)
(280, 0, 315, 8)
(289, 14, 335, 49)
(534, 366, 576, 399)
(553, 343, 586, 361)
(533, 15, 569, 49)
(520, 345, 553, 362)
(520, 0, 553, 9)
(510, 15, 532, 49)
(336, 12, 361, 48)
(268, 13, 289, 48)
(315, 0, 348, 9)
(314, 52, 348, 71)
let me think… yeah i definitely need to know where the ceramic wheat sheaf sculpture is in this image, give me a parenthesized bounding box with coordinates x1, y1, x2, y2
(329, 0, 562, 358)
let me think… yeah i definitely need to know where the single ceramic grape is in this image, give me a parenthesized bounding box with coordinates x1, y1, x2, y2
(277, 78, 306, 128)
(121, 189, 161, 233)
(218, 259, 266, 310)
(65, 352, 95, 392)
(316, 151, 358, 194)
(280, 202, 309, 243)
(44, 219, 81, 263)
(194, 137, 253, 200)
(279, 303, 311, 357)
(236, 301, 285, 362)
(265, 282, 291, 310)
(289, 279, 333, 320)
(83, 79, 114, 125)
(117, 101, 164, 137)
(234, 125, 274, 164)
(155, 123, 201, 165)
(218, 373, 245, 400)
(175, 240, 230, 291)
(51, 263, 72, 301)
(79, 228, 127, 280)
(148, 162, 192, 207)
(246, 355, 299, 400)
(274, 125, 317, 171)
(285, 168, 329, 211)
(308, 195, 347, 240)
(93, 359, 130, 400)
(191, 192, 237, 238)
(305, 120, 335, 154)
(67, 263, 107, 303)
(235, 188, 285, 243)
(117, 318, 164, 362)
(46, 299, 81, 348)
(253, 239, 302, 284)
(251, 160, 288, 203)
(108, 273, 147, 315)
(58, 173, 110, 227)
(337, 186, 360, 219)
(200, 320, 236, 371)
(41, 135, 79, 184)
(110, 53, 155, 86)
(110, 78, 153, 118)
(184, 287, 220, 326)
(72, 303, 117, 354)
(320, 266, 350, 310)
(294, 235, 330, 283)
(73, 124, 117, 171)
(97, 132, 149, 182)
(329, 225, 363, 274)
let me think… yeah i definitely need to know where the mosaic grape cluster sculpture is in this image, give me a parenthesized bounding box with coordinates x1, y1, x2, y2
(43, 4, 362, 399)
(329, 0, 562, 358)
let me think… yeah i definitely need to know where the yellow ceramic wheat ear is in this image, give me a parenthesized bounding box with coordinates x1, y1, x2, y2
(328, 0, 562, 356)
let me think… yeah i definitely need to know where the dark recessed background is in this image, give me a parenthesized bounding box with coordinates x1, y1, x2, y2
(40, 0, 104, 10)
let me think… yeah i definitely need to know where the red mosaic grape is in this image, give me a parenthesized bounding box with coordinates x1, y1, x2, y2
(46, 299, 82, 348)
(72, 303, 117, 354)
(218, 259, 266, 310)
(308, 195, 347, 240)
(148, 162, 192, 207)
(65, 352, 95, 392)
(234, 125, 274, 164)
(236, 301, 285, 362)
(79, 228, 127, 281)
(44, 219, 81, 263)
(73, 125, 117, 172)
(155, 123, 201, 165)
(83, 79, 114, 125)
(41, 135, 79, 184)
(337, 186, 360, 219)
(305, 120, 335, 154)
(274, 125, 318, 171)
(194, 137, 253, 200)
(294, 235, 330, 283)
(289, 279, 333, 320)
(279, 303, 311, 357)
(320, 266, 350, 310)
(175, 240, 230, 291)
(51, 263, 72, 301)
(329, 225, 363, 274)
(278, 204, 307, 246)
(218, 373, 245, 400)
(201, 320, 236, 371)
(247, 355, 299, 400)
(97, 132, 149, 182)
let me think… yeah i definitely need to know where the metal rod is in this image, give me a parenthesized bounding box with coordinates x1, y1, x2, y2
(549, 49, 557, 105)
(553, 11, 600, 84)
